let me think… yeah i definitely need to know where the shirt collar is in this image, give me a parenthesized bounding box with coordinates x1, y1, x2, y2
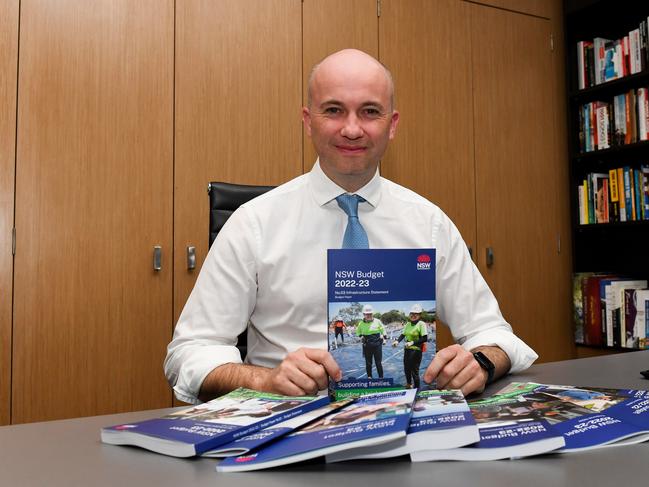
(308, 159, 382, 208)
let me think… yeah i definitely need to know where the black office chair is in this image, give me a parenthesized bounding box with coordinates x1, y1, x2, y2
(207, 181, 275, 360)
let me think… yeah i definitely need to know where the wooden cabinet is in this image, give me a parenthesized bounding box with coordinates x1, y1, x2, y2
(379, 0, 572, 360)
(470, 3, 573, 362)
(0, 0, 19, 426)
(174, 0, 303, 328)
(12, 0, 174, 423)
(379, 0, 476, 350)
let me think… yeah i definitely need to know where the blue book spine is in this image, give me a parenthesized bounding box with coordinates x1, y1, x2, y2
(634, 169, 644, 220)
(623, 167, 633, 220)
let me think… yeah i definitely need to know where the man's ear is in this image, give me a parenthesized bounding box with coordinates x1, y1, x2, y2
(389, 110, 400, 140)
(302, 107, 312, 137)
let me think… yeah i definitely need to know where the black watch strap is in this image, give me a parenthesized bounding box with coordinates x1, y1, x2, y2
(473, 351, 495, 384)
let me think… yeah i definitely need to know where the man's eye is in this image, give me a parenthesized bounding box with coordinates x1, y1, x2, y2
(324, 107, 341, 114)
(363, 108, 381, 117)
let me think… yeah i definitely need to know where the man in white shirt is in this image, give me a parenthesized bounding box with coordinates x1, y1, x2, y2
(164, 49, 538, 404)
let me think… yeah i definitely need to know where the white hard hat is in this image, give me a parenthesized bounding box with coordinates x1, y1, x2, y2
(410, 304, 423, 314)
(362, 304, 374, 314)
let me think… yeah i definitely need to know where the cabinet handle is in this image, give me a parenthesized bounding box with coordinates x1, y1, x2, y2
(486, 247, 494, 268)
(153, 246, 162, 271)
(187, 246, 196, 270)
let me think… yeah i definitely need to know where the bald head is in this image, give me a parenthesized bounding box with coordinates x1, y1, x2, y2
(307, 49, 395, 110)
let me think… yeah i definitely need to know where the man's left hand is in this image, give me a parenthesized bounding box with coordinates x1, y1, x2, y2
(423, 344, 510, 397)
(423, 344, 485, 396)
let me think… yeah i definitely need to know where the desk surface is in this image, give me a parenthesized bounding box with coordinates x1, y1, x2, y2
(2, 350, 648, 487)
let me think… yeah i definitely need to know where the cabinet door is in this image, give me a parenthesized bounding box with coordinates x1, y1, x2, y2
(379, 0, 476, 350)
(471, 4, 572, 362)
(13, 0, 174, 423)
(174, 0, 302, 331)
(302, 0, 378, 168)
(0, 0, 19, 426)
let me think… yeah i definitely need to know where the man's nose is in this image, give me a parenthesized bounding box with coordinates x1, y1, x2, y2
(340, 114, 363, 139)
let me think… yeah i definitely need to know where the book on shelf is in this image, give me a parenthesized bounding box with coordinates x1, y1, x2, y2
(573, 274, 649, 349)
(327, 248, 436, 399)
(100, 388, 329, 458)
(608, 280, 648, 348)
(582, 274, 617, 346)
(634, 289, 649, 348)
(576, 165, 649, 224)
(573, 272, 595, 344)
(575, 17, 649, 89)
(216, 389, 417, 472)
(325, 389, 479, 462)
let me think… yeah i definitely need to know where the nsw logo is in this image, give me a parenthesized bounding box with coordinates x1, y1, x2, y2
(416, 254, 432, 270)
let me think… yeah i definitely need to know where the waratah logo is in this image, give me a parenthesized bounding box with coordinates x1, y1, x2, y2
(417, 254, 432, 270)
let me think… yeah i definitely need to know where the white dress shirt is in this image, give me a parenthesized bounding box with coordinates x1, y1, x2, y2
(165, 161, 538, 403)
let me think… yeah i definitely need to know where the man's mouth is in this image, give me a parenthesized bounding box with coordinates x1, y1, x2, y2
(336, 145, 366, 154)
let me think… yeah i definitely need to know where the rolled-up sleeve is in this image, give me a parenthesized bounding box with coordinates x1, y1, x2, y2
(434, 215, 538, 373)
(164, 207, 258, 403)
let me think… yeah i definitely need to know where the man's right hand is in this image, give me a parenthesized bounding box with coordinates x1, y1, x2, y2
(199, 348, 342, 402)
(266, 347, 342, 396)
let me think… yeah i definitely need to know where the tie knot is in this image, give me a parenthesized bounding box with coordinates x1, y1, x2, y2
(336, 194, 365, 218)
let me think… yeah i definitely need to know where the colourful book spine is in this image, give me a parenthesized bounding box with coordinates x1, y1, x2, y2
(618, 167, 627, 221)
(623, 167, 634, 220)
(608, 168, 619, 222)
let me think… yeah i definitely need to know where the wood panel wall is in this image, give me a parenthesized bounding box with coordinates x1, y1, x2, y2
(12, 0, 174, 423)
(173, 0, 303, 330)
(0, 0, 19, 426)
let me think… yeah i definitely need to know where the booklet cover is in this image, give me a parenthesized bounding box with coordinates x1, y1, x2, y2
(101, 388, 329, 457)
(327, 249, 436, 399)
(492, 382, 649, 452)
(216, 389, 417, 472)
(205, 398, 350, 458)
(411, 389, 566, 462)
(326, 389, 479, 461)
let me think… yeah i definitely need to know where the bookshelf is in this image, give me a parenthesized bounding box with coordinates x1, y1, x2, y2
(565, 0, 649, 353)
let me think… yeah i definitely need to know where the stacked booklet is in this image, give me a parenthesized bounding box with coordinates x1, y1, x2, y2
(411, 382, 649, 462)
(326, 389, 479, 462)
(216, 389, 417, 472)
(101, 388, 328, 457)
(488, 382, 649, 453)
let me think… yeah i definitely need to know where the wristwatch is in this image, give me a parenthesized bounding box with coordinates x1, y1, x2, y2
(473, 351, 495, 385)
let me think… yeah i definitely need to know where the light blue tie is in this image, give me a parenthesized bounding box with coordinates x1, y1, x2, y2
(336, 194, 369, 249)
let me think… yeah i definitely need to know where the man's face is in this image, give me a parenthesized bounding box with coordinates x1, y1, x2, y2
(303, 58, 399, 191)
(363, 313, 373, 321)
(409, 312, 421, 321)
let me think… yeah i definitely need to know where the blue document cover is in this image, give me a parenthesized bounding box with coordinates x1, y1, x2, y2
(327, 389, 479, 461)
(217, 389, 417, 472)
(205, 398, 348, 457)
(327, 249, 436, 398)
(101, 388, 329, 457)
(478, 382, 649, 452)
(411, 390, 566, 461)
(523, 384, 649, 452)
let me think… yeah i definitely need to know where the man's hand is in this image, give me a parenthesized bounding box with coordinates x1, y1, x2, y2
(198, 348, 342, 402)
(423, 344, 511, 397)
(266, 348, 342, 396)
